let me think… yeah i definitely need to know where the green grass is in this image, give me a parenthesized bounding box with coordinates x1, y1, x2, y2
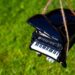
(0, 0, 75, 75)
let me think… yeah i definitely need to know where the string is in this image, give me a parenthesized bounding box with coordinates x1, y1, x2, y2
(66, 0, 75, 16)
(41, 0, 62, 35)
(59, 0, 69, 56)
(42, 0, 52, 14)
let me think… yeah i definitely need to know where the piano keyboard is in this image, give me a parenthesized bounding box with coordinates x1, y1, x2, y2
(31, 40, 61, 60)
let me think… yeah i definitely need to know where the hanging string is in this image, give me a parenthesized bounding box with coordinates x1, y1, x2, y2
(66, 0, 75, 16)
(59, 0, 69, 55)
(41, 0, 61, 33)
(42, 0, 52, 14)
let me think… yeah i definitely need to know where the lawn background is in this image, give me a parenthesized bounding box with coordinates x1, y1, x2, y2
(0, 0, 75, 75)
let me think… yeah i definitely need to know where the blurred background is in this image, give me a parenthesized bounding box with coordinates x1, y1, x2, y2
(0, 0, 75, 75)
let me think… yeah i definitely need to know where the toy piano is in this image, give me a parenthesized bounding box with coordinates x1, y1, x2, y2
(27, 9, 75, 67)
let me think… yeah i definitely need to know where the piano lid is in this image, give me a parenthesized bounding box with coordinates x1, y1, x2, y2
(46, 9, 75, 37)
(46, 9, 75, 27)
(27, 14, 63, 42)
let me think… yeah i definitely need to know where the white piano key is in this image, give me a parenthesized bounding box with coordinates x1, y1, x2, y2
(48, 48, 51, 51)
(54, 51, 59, 56)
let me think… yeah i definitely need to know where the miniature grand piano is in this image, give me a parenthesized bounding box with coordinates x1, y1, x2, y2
(27, 9, 75, 67)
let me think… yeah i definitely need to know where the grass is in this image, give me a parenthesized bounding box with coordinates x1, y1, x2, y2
(0, 0, 75, 75)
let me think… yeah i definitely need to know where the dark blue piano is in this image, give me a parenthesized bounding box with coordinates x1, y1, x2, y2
(27, 9, 75, 67)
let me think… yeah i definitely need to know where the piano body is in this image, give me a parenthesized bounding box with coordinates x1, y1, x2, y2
(27, 9, 75, 67)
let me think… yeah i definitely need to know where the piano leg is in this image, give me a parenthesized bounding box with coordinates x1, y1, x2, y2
(59, 46, 67, 68)
(46, 57, 55, 63)
(36, 52, 42, 57)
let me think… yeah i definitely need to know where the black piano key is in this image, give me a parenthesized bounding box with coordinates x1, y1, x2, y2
(53, 50, 56, 54)
(49, 48, 53, 52)
(39, 44, 43, 48)
(46, 47, 49, 50)
(42, 45, 46, 49)
(35, 42, 39, 46)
